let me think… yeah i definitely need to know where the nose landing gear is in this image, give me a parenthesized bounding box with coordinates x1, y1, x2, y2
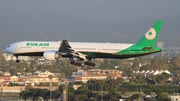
(15, 55, 20, 63)
(16, 60, 20, 63)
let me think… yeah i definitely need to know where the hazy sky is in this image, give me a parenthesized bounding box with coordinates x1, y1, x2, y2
(0, 0, 180, 49)
(1, 0, 180, 23)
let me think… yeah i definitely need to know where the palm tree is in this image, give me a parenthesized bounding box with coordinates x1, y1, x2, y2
(59, 84, 67, 101)
(48, 75, 53, 100)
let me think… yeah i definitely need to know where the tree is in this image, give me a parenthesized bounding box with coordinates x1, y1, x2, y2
(132, 58, 141, 71)
(10, 68, 18, 76)
(134, 75, 147, 84)
(143, 89, 151, 95)
(167, 89, 174, 95)
(130, 94, 141, 101)
(104, 88, 122, 101)
(143, 97, 152, 101)
(0, 51, 5, 62)
(74, 81, 84, 85)
(59, 84, 68, 101)
(156, 92, 169, 101)
(154, 88, 163, 94)
(78, 85, 88, 90)
(170, 56, 180, 68)
(20, 90, 31, 101)
(30, 60, 38, 70)
(68, 84, 75, 101)
(155, 73, 170, 85)
(48, 75, 53, 100)
(125, 98, 131, 101)
(79, 94, 88, 101)
(124, 68, 136, 78)
(41, 89, 50, 101)
(28, 88, 42, 101)
(151, 56, 161, 66)
(61, 67, 73, 76)
(68, 92, 74, 101)
(25, 83, 33, 90)
(51, 90, 60, 100)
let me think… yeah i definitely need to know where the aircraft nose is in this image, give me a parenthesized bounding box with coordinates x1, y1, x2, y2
(6, 47, 10, 53)
(6, 46, 12, 54)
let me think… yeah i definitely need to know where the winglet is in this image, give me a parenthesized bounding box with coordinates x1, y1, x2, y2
(136, 20, 164, 46)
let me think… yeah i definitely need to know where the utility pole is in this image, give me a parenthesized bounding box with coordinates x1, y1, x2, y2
(92, 83, 93, 91)
(95, 82, 96, 92)
(139, 86, 140, 101)
(138, 84, 140, 101)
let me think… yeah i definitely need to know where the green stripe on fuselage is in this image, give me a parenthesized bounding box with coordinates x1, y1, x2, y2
(80, 45, 161, 59)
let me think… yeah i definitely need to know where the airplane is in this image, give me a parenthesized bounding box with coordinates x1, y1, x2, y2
(6, 20, 163, 66)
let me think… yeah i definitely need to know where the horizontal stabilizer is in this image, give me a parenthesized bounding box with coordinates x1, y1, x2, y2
(141, 46, 154, 51)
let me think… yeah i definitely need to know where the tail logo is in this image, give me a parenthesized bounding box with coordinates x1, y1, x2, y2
(145, 28, 156, 40)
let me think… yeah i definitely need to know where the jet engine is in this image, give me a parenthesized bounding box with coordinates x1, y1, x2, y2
(43, 50, 62, 60)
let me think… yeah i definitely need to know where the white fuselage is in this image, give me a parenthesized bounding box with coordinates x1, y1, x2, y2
(6, 41, 133, 55)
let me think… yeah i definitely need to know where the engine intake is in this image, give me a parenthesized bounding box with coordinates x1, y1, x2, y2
(43, 50, 62, 60)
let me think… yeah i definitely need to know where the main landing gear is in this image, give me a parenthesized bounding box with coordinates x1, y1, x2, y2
(84, 61, 96, 67)
(69, 57, 96, 67)
(70, 61, 96, 67)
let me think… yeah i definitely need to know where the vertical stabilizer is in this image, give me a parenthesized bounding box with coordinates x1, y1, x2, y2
(136, 20, 163, 46)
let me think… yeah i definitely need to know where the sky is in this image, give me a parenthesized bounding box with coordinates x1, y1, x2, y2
(0, 0, 180, 49)
(0, 0, 180, 23)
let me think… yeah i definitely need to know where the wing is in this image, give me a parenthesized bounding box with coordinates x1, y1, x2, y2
(58, 40, 87, 60)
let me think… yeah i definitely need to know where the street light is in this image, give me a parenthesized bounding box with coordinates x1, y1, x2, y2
(91, 83, 96, 91)
(176, 89, 178, 96)
(137, 84, 141, 101)
(139, 84, 141, 101)
(12, 93, 14, 101)
(50, 85, 51, 101)
(91, 83, 94, 91)
(1, 85, 3, 100)
(3, 94, 5, 100)
(101, 85, 104, 101)
(137, 84, 138, 93)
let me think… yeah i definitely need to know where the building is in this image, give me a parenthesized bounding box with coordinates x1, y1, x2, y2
(134, 70, 171, 77)
(75, 75, 107, 83)
(0, 76, 18, 86)
(33, 70, 61, 77)
(18, 76, 60, 86)
(70, 69, 122, 83)
(3, 53, 30, 61)
(170, 95, 180, 101)
(157, 42, 165, 48)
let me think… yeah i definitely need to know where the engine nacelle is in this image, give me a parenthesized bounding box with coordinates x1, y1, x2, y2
(43, 50, 62, 60)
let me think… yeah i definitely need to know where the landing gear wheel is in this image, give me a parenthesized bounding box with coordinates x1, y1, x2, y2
(91, 63, 96, 67)
(16, 60, 20, 63)
(15, 55, 20, 63)
(70, 61, 82, 66)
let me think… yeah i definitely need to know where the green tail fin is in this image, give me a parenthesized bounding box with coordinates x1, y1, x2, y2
(136, 20, 163, 46)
